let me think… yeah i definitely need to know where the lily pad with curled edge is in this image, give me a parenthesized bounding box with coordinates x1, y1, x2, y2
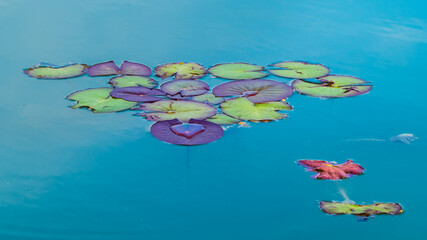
(24, 64, 88, 79)
(150, 119, 224, 146)
(191, 93, 225, 105)
(109, 75, 158, 88)
(298, 159, 364, 180)
(208, 63, 267, 80)
(134, 100, 217, 122)
(161, 80, 209, 97)
(206, 113, 240, 125)
(213, 79, 293, 103)
(292, 75, 373, 98)
(110, 86, 165, 102)
(66, 88, 137, 113)
(220, 97, 292, 121)
(87, 61, 151, 76)
(154, 62, 206, 79)
(319, 201, 403, 218)
(269, 61, 330, 79)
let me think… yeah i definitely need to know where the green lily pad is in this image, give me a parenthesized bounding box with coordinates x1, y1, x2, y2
(135, 100, 217, 122)
(24, 63, 88, 79)
(269, 61, 330, 79)
(220, 97, 292, 121)
(292, 75, 373, 98)
(109, 75, 158, 88)
(207, 113, 240, 125)
(320, 201, 403, 217)
(66, 88, 137, 113)
(208, 63, 267, 80)
(192, 93, 225, 105)
(154, 62, 206, 79)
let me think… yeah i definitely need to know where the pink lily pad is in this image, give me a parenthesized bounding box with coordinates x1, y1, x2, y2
(110, 86, 165, 102)
(298, 159, 364, 180)
(87, 61, 151, 76)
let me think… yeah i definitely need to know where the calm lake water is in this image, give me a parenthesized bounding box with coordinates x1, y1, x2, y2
(0, 0, 426, 239)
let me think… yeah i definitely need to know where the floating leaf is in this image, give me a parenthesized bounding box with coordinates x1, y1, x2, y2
(213, 79, 293, 103)
(298, 159, 364, 180)
(66, 88, 137, 113)
(192, 93, 225, 105)
(87, 61, 151, 76)
(109, 75, 158, 88)
(110, 86, 165, 102)
(24, 64, 88, 79)
(151, 119, 223, 145)
(292, 75, 373, 98)
(135, 100, 217, 122)
(154, 62, 206, 79)
(220, 97, 292, 121)
(208, 63, 267, 80)
(320, 201, 403, 217)
(206, 113, 240, 125)
(269, 61, 330, 79)
(161, 80, 209, 96)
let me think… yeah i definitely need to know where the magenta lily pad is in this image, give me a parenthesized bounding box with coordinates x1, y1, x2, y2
(212, 79, 293, 103)
(161, 80, 209, 97)
(269, 61, 330, 79)
(109, 75, 158, 88)
(87, 61, 151, 76)
(292, 75, 373, 98)
(319, 201, 403, 218)
(192, 93, 225, 105)
(150, 119, 223, 145)
(208, 63, 267, 80)
(24, 63, 88, 79)
(154, 62, 206, 79)
(110, 86, 165, 102)
(135, 100, 217, 122)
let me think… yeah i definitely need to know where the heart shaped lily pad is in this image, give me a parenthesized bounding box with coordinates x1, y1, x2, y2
(320, 201, 403, 217)
(161, 80, 209, 96)
(110, 87, 165, 102)
(87, 61, 151, 76)
(206, 113, 240, 125)
(66, 88, 137, 113)
(109, 75, 158, 88)
(220, 97, 292, 121)
(150, 119, 223, 145)
(135, 100, 217, 122)
(154, 62, 206, 79)
(24, 64, 88, 79)
(191, 93, 225, 105)
(213, 79, 293, 103)
(269, 61, 330, 79)
(292, 75, 373, 98)
(208, 63, 267, 80)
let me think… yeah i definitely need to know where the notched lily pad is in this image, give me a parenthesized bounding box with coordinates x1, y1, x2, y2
(150, 119, 223, 145)
(24, 63, 88, 79)
(208, 63, 267, 80)
(134, 100, 217, 122)
(213, 79, 293, 103)
(320, 201, 403, 218)
(298, 159, 364, 180)
(87, 61, 151, 76)
(192, 93, 225, 105)
(154, 62, 206, 79)
(109, 75, 158, 88)
(161, 80, 209, 96)
(206, 113, 240, 125)
(220, 97, 292, 121)
(110, 86, 165, 102)
(66, 88, 137, 113)
(269, 61, 330, 79)
(292, 75, 373, 98)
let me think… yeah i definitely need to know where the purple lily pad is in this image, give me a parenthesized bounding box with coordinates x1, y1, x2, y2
(212, 79, 293, 103)
(150, 119, 224, 145)
(88, 61, 151, 76)
(161, 80, 209, 97)
(110, 86, 165, 102)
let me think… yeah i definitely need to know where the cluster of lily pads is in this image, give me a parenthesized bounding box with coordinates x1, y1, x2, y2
(24, 60, 401, 219)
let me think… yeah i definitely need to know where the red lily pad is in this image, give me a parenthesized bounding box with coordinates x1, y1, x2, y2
(87, 61, 151, 76)
(154, 62, 206, 79)
(110, 86, 165, 102)
(161, 80, 209, 96)
(298, 159, 364, 180)
(150, 119, 224, 145)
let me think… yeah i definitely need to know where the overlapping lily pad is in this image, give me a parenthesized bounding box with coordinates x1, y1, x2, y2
(192, 93, 225, 105)
(24, 63, 88, 79)
(109, 75, 158, 88)
(66, 88, 137, 113)
(298, 159, 364, 180)
(320, 201, 403, 217)
(150, 119, 223, 145)
(155, 62, 206, 79)
(213, 79, 293, 103)
(135, 100, 217, 122)
(208, 63, 267, 80)
(161, 80, 209, 97)
(220, 97, 292, 121)
(269, 61, 330, 79)
(87, 61, 151, 76)
(292, 75, 373, 98)
(110, 86, 165, 102)
(206, 113, 240, 125)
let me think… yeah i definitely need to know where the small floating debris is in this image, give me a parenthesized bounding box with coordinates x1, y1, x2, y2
(391, 133, 418, 144)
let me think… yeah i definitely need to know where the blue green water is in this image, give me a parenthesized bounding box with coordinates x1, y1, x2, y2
(1, 0, 426, 239)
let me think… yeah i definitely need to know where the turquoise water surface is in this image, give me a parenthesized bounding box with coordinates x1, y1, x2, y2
(0, 0, 426, 239)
